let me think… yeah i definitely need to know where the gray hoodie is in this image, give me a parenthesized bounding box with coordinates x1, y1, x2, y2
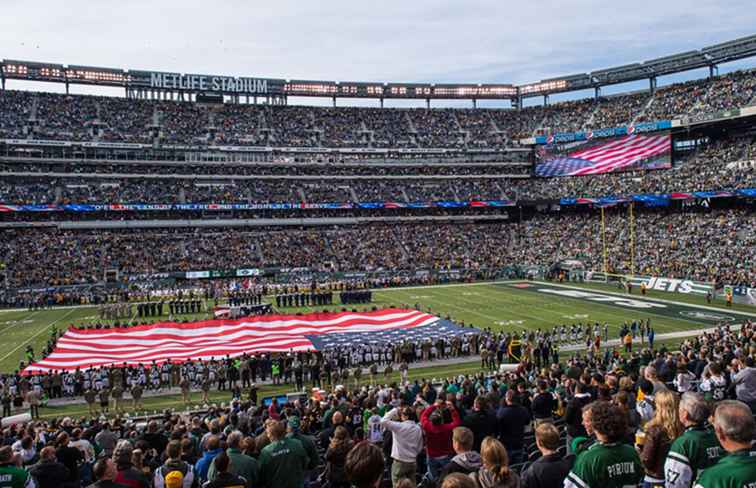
(470, 466, 521, 488)
(451, 451, 482, 472)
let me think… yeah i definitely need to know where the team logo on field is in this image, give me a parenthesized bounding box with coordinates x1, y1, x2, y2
(537, 288, 667, 309)
(1, 319, 33, 325)
(563, 314, 589, 319)
(496, 320, 524, 326)
(679, 311, 735, 322)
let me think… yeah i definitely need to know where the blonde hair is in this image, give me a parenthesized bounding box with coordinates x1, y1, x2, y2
(645, 390, 682, 440)
(480, 436, 511, 481)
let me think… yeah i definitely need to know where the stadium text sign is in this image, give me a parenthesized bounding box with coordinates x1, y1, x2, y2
(631, 276, 712, 295)
(149, 73, 268, 94)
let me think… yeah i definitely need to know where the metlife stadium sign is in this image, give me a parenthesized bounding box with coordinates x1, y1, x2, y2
(147, 72, 269, 94)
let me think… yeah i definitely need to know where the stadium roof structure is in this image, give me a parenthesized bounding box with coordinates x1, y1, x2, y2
(2, 34, 756, 102)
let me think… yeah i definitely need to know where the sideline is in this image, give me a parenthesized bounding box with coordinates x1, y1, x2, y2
(41, 323, 719, 411)
(0, 280, 515, 314)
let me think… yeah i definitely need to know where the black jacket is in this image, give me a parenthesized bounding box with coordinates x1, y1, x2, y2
(29, 460, 71, 488)
(520, 453, 571, 488)
(204, 472, 246, 488)
(563, 394, 591, 438)
(497, 404, 530, 451)
(462, 409, 498, 452)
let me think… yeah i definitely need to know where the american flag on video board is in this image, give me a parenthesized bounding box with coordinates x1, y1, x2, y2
(536, 134, 671, 177)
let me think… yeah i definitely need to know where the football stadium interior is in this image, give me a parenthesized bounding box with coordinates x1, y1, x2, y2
(0, 28, 755, 488)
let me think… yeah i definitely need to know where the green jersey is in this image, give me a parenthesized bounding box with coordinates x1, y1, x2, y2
(693, 449, 756, 488)
(564, 441, 643, 488)
(258, 437, 307, 488)
(665, 425, 724, 488)
(0, 464, 34, 488)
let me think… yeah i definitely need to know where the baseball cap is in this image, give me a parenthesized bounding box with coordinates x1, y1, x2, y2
(165, 470, 184, 488)
(287, 416, 301, 430)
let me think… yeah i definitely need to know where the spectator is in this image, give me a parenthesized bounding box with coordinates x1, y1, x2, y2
(563, 382, 591, 454)
(664, 392, 723, 488)
(496, 390, 530, 465)
(140, 421, 168, 455)
(112, 440, 149, 488)
(154, 440, 196, 488)
(693, 400, 756, 487)
(520, 423, 570, 488)
(531, 380, 555, 426)
(420, 399, 461, 483)
(257, 419, 308, 488)
(468, 436, 520, 488)
(207, 431, 257, 488)
(380, 406, 424, 487)
(194, 435, 222, 484)
(564, 401, 642, 488)
(285, 416, 319, 480)
(438, 427, 482, 486)
(730, 356, 756, 413)
(344, 441, 385, 488)
(639, 390, 682, 488)
(463, 397, 498, 454)
(441, 473, 477, 488)
(89, 458, 129, 488)
(203, 452, 246, 488)
(29, 446, 70, 488)
(324, 426, 353, 488)
(55, 432, 83, 488)
(95, 424, 118, 458)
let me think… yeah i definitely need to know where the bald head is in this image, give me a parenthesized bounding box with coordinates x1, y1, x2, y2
(332, 411, 344, 425)
(713, 400, 756, 450)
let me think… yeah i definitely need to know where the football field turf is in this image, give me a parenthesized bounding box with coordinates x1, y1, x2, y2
(1, 279, 754, 419)
(1, 280, 754, 375)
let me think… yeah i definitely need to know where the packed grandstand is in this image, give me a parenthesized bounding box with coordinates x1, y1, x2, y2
(0, 33, 756, 488)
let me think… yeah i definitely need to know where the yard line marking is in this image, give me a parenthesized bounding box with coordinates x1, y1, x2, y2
(0, 308, 76, 364)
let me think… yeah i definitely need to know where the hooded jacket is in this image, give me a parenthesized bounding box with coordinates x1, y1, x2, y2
(470, 466, 521, 488)
(437, 451, 483, 487)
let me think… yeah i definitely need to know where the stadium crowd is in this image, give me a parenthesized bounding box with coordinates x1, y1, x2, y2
(1, 133, 752, 206)
(1, 207, 753, 290)
(0, 316, 754, 488)
(1, 68, 755, 147)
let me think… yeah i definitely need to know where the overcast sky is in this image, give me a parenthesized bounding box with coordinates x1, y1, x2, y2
(2, 0, 755, 107)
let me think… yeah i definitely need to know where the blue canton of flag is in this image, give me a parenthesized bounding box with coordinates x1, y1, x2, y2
(535, 157, 594, 177)
(306, 319, 473, 350)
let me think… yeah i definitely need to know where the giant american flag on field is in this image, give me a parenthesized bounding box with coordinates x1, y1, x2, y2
(23, 309, 472, 374)
(535, 134, 671, 177)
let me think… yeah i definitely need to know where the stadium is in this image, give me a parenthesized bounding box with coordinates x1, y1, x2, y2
(0, 9, 755, 488)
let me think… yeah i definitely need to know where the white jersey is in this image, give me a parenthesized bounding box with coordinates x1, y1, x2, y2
(367, 415, 383, 443)
(700, 375, 727, 400)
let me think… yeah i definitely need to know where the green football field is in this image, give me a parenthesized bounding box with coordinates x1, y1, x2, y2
(1, 279, 754, 419)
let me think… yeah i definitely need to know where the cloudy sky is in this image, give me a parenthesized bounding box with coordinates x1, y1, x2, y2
(1, 0, 755, 106)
